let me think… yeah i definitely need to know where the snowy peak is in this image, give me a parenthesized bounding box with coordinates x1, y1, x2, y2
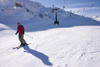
(0, 0, 46, 23)
(0, 0, 45, 14)
(0, 0, 44, 8)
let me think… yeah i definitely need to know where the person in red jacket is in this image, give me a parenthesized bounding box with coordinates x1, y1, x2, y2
(15, 22, 27, 46)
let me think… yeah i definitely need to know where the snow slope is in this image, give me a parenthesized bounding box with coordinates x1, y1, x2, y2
(0, 25, 100, 67)
(0, 0, 100, 67)
(92, 16, 100, 22)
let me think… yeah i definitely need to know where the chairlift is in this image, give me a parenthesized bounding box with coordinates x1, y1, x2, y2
(90, 5, 93, 9)
(52, 4, 54, 13)
(63, 6, 65, 8)
(52, 9, 54, 13)
(83, 8, 85, 11)
(63, 0, 66, 9)
(54, 8, 59, 25)
(70, 10, 72, 18)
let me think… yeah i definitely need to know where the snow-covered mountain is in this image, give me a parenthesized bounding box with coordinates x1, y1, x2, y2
(92, 16, 100, 22)
(0, 0, 99, 25)
(0, 0, 100, 67)
(0, 0, 45, 23)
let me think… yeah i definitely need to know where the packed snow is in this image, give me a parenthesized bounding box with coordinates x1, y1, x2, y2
(0, 0, 100, 67)
(92, 16, 100, 22)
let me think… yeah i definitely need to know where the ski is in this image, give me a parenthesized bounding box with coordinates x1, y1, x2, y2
(12, 46, 21, 49)
(12, 43, 31, 49)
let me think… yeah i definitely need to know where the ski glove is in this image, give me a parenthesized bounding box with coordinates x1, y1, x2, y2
(15, 32, 18, 35)
(22, 32, 24, 34)
(22, 31, 24, 34)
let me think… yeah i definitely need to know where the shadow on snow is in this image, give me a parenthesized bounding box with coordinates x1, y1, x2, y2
(23, 45, 53, 66)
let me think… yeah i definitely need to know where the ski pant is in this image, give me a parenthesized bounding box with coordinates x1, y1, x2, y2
(18, 33, 27, 44)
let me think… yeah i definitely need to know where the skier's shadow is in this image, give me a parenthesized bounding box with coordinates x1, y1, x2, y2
(23, 45, 53, 66)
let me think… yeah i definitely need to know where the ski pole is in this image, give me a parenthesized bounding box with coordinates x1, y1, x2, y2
(25, 34, 33, 39)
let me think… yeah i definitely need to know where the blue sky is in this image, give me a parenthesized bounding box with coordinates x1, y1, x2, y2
(30, 0, 100, 17)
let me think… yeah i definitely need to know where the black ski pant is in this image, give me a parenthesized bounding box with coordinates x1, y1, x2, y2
(18, 33, 27, 44)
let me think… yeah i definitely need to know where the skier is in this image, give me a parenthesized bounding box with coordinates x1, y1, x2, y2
(15, 22, 27, 47)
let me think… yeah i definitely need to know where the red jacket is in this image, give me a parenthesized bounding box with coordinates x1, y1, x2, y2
(17, 25, 25, 34)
